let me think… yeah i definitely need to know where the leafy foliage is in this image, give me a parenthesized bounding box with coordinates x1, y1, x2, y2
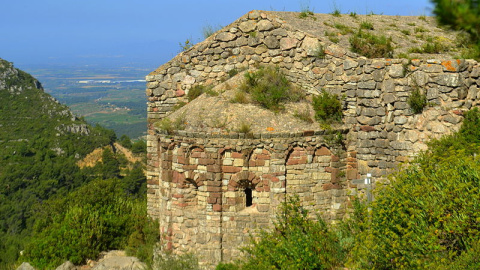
(312, 90, 343, 123)
(240, 66, 303, 112)
(153, 252, 200, 270)
(432, 0, 480, 59)
(348, 108, 480, 269)
(407, 87, 427, 114)
(23, 178, 158, 269)
(432, 0, 480, 43)
(350, 30, 394, 58)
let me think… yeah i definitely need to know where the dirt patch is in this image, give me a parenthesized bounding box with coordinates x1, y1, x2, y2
(77, 143, 142, 168)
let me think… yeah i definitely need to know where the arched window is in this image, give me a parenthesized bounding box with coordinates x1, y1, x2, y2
(244, 187, 253, 207)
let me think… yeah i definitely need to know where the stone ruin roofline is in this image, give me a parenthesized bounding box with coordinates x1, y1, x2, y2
(147, 10, 349, 76)
(148, 9, 467, 78)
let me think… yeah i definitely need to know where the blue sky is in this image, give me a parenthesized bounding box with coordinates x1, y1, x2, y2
(1, 0, 433, 69)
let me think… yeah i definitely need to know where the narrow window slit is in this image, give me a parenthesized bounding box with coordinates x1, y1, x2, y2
(245, 188, 253, 207)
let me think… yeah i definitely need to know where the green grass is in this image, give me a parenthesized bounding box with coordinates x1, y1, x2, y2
(350, 30, 394, 58)
(360, 21, 374, 30)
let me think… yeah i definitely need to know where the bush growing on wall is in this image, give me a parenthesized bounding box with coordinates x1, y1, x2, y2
(312, 90, 343, 124)
(240, 66, 303, 112)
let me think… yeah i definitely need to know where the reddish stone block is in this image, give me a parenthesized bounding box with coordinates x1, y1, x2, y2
(271, 177, 279, 182)
(346, 169, 359, 180)
(213, 204, 222, 212)
(207, 197, 218, 204)
(207, 186, 222, 192)
(249, 160, 256, 167)
(323, 183, 334, 190)
(198, 158, 215, 165)
(323, 183, 342, 190)
(255, 160, 265, 166)
(330, 169, 339, 183)
(222, 166, 242, 173)
(147, 179, 159, 185)
(209, 192, 222, 197)
(176, 156, 186, 164)
(286, 159, 298, 166)
(183, 164, 197, 170)
(331, 155, 340, 162)
(453, 110, 463, 116)
(163, 170, 173, 182)
(303, 130, 314, 136)
(360, 125, 375, 132)
(231, 152, 244, 158)
(173, 171, 185, 183)
(207, 165, 221, 173)
(256, 154, 271, 160)
(173, 194, 184, 199)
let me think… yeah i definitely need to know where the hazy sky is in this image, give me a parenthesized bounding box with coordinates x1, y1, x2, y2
(1, 0, 433, 69)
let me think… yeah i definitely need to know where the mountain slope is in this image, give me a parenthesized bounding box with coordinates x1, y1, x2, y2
(0, 58, 116, 267)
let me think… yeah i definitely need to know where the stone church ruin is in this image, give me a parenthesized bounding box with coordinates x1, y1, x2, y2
(145, 10, 480, 268)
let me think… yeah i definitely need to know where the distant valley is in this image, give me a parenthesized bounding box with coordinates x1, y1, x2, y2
(23, 63, 152, 139)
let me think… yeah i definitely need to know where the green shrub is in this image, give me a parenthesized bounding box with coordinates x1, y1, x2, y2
(153, 251, 200, 270)
(179, 39, 193, 52)
(299, 4, 316, 20)
(360, 21, 374, 30)
(187, 85, 204, 101)
(157, 114, 186, 135)
(312, 90, 343, 123)
(23, 179, 159, 269)
(236, 122, 252, 134)
(349, 110, 480, 269)
(407, 87, 427, 114)
(349, 148, 480, 269)
(414, 26, 427, 33)
(202, 24, 222, 39)
(240, 66, 303, 112)
(350, 30, 394, 58)
(235, 196, 344, 269)
(334, 23, 353, 35)
(230, 91, 248, 104)
(228, 68, 239, 78)
(314, 44, 326, 59)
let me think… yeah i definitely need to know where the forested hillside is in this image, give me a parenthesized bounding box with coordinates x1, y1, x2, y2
(0, 59, 154, 269)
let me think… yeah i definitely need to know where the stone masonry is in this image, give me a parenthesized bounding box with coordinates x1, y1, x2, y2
(146, 10, 480, 268)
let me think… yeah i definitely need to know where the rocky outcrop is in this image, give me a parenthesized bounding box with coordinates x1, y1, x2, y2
(16, 262, 35, 270)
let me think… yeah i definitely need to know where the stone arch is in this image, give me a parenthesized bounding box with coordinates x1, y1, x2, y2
(227, 171, 261, 211)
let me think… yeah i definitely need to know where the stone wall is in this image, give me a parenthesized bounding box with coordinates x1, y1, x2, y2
(146, 9, 480, 269)
(150, 130, 353, 268)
